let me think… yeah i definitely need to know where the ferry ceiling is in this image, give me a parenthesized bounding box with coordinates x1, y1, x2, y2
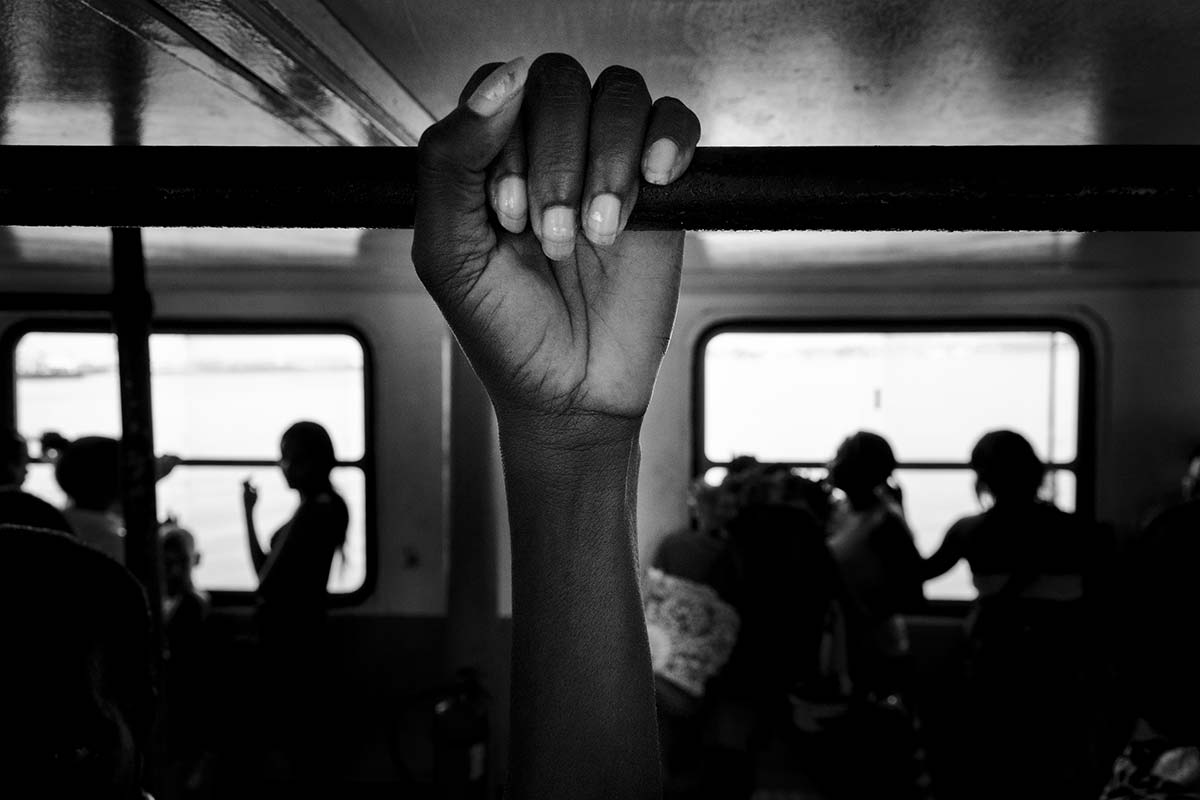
(1, 0, 1199, 268)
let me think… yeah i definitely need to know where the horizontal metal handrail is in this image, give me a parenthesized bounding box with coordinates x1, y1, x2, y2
(1, 146, 1198, 230)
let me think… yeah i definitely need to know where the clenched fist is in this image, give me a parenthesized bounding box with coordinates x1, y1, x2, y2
(412, 54, 700, 432)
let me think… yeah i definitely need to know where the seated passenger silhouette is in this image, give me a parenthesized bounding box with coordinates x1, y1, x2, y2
(241, 420, 347, 785)
(56, 436, 126, 562)
(160, 522, 213, 795)
(1103, 483, 1200, 798)
(708, 467, 842, 799)
(2, 428, 73, 533)
(1, 525, 155, 800)
(825, 432, 925, 690)
(647, 479, 742, 798)
(55, 436, 181, 563)
(923, 430, 1092, 800)
(0, 487, 74, 534)
(923, 430, 1087, 604)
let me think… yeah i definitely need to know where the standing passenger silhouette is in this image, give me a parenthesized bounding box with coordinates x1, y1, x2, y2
(241, 420, 348, 787)
(242, 421, 347, 613)
(923, 430, 1093, 800)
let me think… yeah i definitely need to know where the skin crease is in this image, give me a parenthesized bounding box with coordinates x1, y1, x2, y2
(413, 53, 700, 798)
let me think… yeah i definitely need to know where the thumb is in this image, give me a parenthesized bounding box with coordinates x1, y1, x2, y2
(413, 57, 528, 288)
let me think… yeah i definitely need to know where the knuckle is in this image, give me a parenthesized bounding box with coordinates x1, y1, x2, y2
(653, 97, 702, 139)
(416, 122, 448, 161)
(531, 163, 584, 197)
(415, 122, 463, 175)
(531, 53, 590, 86)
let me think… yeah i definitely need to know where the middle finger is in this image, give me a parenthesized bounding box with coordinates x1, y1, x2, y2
(523, 53, 592, 261)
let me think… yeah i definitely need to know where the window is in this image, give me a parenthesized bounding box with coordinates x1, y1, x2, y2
(12, 328, 370, 596)
(698, 326, 1085, 600)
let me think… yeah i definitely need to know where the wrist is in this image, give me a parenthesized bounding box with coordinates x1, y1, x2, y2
(497, 408, 641, 520)
(496, 406, 642, 454)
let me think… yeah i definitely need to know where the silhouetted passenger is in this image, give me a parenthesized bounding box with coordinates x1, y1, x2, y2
(242, 421, 348, 615)
(0, 488, 74, 534)
(923, 430, 1087, 603)
(1102, 494, 1200, 798)
(1137, 444, 1200, 530)
(653, 479, 739, 597)
(56, 436, 125, 561)
(53, 435, 182, 564)
(648, 479, 743, 797)
(241, 420, 348, 785)
(713, 496, 841, 798)
(1, 425, 73, 535)
(161, 523, 213, 796)
(776, 470, 834, 530)
(1, 524, 155, 799)
(1, 428, 29, 490)
(825, 432, 924, 690)
(652, 465, 845, 798)
(923, 430, 1093, 799)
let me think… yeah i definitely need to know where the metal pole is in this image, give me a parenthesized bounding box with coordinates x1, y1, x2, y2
(111, 227, 164, 651)
(1, 145, 1199, 230)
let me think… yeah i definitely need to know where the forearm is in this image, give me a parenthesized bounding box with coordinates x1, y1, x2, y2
(921, 539, 961, 582)
(245, 511, 266, 575)
(499, 412, 661, 800)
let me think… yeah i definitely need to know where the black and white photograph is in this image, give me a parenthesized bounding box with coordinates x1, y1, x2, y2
(1, 1, 1198, 798)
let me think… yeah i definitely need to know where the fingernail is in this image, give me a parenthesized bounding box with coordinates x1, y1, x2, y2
(643, 138, 679, 185)
(541, 206, 576, 260)
(495, 175, 527, 231)
(585, 193, 621, 246)
(466, 57, 529, 117)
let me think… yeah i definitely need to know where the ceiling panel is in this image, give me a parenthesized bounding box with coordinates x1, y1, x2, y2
(328, 0, 1200, 145)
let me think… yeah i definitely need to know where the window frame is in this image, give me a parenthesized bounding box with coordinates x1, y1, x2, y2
(2, 317, 378, 607)
(692, 317, 1097, 608)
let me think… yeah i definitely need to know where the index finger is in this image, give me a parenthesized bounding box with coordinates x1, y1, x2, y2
(641, 97, 702, 186)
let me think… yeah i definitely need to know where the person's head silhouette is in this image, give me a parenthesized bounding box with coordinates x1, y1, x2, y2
(55, 436, 121, 512)
(970, 430, 1045, 507)
(829, 431, 897, 509)
(687, 478, 736, 535)
(1, 525, 154, 799)
(161, 523, 200, 599)
(279, 421, 336, 495)
(1, 429, 29, 489)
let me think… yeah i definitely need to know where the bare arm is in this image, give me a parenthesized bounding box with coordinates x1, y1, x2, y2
(242, 480, 267, 576)
(501, 415, 657, 796)
(922, 523, 966, 582)
(413, 53, 700, 798)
